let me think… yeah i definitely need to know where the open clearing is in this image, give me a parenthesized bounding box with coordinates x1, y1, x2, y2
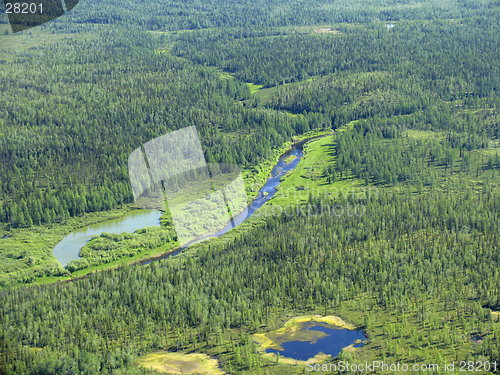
(135, 352, 225, 374)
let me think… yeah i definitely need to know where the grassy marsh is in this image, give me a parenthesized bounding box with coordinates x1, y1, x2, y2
(135, 352, 225, 374)
(253, 315, 358, 365)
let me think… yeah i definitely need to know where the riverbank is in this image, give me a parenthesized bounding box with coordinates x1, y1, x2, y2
(242, 128, 333, 202)
(0, 129, 333, 288)
(0, 205, 139, 287)
(68, 132, 325, 277)
(83, 131, 335, 277)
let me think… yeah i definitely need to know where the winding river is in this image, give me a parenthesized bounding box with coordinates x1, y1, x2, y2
(140, 140, 306, 264)
(53, 209, 162, 266)
(53, 138, 314, 267)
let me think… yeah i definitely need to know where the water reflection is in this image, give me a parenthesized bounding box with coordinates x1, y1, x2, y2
(53, 210, 162, 266)
(265, 322, 366, 361)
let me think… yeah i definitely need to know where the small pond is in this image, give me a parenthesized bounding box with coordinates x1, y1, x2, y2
(265, 321, 366, 361)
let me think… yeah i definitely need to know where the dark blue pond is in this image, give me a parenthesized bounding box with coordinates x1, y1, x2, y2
(266, 322, 366, 361)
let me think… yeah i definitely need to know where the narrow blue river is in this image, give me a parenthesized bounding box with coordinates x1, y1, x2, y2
(53, 140, 308, 267)
(141, 142, 305, 264)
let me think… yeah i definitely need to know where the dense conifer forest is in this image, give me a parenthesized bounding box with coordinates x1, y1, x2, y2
(1, 0, 500, 373)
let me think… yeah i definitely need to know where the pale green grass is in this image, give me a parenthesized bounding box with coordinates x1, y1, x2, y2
(135, 352, 225, 375)
(404, 129, 446, 140)
(246, 76, 319, 108)
(247, 82, 264, 94)
(268, 134, 366, 210)
(0, 27, 96, 62)
(0, 205, 137, 286)
(219, 71, 234, 80)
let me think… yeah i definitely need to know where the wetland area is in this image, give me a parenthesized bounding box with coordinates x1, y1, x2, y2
(54, 140, 310, 267)
(254, 315, 365, 364)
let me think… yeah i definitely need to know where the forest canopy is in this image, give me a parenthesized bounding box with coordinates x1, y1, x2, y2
(1, 0, 500, 373)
